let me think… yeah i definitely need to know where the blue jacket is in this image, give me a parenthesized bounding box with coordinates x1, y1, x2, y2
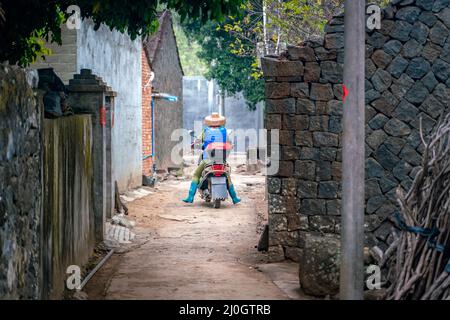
(202, 126, 227, 159)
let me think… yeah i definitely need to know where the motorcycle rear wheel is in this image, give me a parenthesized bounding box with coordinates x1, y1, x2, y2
(213, 199, 221, 209)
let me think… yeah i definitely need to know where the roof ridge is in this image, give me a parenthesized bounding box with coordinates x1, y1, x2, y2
(142, 9, 184, 75)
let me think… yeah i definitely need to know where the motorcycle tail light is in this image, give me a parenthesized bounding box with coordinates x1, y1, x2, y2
(212, 164, 225, 171)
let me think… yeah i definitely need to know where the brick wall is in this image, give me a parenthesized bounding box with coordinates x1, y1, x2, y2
(262, 0, 450, 265)
(142, 47, 153, 175)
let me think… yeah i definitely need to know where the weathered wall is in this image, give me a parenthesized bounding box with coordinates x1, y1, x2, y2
(31, 25, 77, 84)
(41, 115, 95, 298)
(0, 65, 43, 299)
(262, 0, 450, 269)
(42, 115, 95, 299)
(151, 18, 183, 171)
(67, 69, 116, 237)
(0, 66, 99, 299)
(77, 19, 142, 191)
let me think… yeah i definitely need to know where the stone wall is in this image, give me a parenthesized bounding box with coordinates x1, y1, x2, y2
(0, 65, 43, 299)
(262, 0, 450, 268)
(0, 66, 99, 299)
(41, 115, 95, 299)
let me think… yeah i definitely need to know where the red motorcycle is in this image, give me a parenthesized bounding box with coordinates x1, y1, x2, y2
(198, 142, 232, 209)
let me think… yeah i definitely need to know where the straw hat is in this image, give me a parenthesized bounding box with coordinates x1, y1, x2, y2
(204, 112, 226, 127)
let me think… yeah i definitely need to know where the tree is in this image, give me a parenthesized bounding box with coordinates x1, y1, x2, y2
(183, 18, 264, 110)
(0, 0, 245, 66)
(222, 0, 345, 56)
(223, 0, 389, 55)
(180, 0, 389, 109)
(172, 14, 209, 76)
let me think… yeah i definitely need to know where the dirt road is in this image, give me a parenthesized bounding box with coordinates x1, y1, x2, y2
(85, 165, 293, 299)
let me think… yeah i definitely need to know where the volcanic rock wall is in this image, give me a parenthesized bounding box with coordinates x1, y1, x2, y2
(262, 0, 450, 276)
(0, 65, 43, 299)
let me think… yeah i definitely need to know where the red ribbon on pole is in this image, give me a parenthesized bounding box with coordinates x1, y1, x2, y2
(342, 84, 349, 102)
(99, 106, 106, 127)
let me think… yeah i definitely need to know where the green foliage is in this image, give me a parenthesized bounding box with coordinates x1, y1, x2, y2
(172, 14, 209, 76)
(0, 0, 245, 67)
(218, 0, 344, 54)
(0, 1, 65, 66)
(266, 0, 343, 45)
(165, 0, 244, 23)
(19, 30, 54, 67)
(183, 18, 264, 110)
(180, 0, 393, 109)
(223, 0, 391, 51)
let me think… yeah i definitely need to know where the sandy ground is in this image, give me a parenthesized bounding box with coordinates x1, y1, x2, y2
(84, 157, 298, 300)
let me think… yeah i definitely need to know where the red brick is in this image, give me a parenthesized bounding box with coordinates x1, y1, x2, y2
(142, 46, 153, 175)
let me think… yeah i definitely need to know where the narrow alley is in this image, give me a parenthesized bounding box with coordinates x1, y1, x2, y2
(2, 0, 450, 306)
(85, 159, 299, 300)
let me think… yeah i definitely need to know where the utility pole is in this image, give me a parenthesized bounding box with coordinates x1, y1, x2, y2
(219, 91, 225, 117)
(340, 0, 366, 300)
(262, 0, 269, 55)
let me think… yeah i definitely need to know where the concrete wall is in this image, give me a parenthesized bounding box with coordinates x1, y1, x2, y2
(42, 115, 95, 299)
(261, 0, 450, 280)
(77, 19, 142, 190)
(0, 65, 43, 299)
(183, 76, 216, 129)
(31, 25, 77, 84)
(151, 21, 183, 171)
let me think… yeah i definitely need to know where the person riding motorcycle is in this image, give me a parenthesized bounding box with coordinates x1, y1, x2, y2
(182, 113, 241, 204)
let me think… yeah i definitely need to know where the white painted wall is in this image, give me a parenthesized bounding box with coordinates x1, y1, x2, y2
(77, 19, 142, 191)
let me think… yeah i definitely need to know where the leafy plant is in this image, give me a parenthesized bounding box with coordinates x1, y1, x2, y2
(183, 18, 264, 110)
(179, 0, 391, 109)
(172, 13, 209, 76)
(0, 0, 245, 66)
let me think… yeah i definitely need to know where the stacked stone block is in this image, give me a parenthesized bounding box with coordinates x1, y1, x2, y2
(0, 65, 43, 299)
(262, 0, 450, 264)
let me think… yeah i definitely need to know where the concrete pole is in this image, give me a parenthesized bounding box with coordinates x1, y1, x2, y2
(340, 0, 366, 300)
(219, 91, 225, 117)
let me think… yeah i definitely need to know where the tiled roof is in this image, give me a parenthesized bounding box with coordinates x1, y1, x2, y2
(143, 10, 184, 75)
